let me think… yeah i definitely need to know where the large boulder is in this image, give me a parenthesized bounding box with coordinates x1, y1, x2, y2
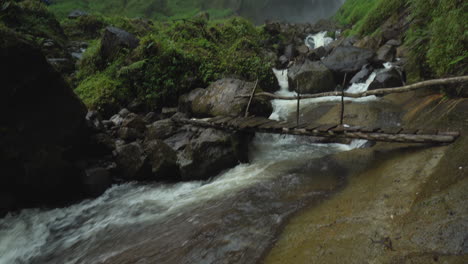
(322, 46, 376, 79)
(288, 59, 336, 94)
(113, 140, 179, 181)
(177, 129, 247, 181)
(181, 79, 273, 118)
(144, 140, 180, 181)
(368, 68, 405, 90)
(146, 119, 179, 140)
(0, 30, 88, 212)
(100, 26, 140, 60)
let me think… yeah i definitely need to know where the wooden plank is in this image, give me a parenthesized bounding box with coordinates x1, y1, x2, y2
(381, 127, 403, 134)
(258, 119, 280, 129)
(344, 126, 362, 132)
(332, 125, 346, 133)
(438, 131, 460, 137)
(239, 117, 271, 129)
(305, 124, 321, 131)
(230, 116, 256, 127)
(399, 129, 419, 135)
(417, 129, 438, 135)
(359, 127, 380, 133)
(316, 124, 337, 133)
(212, 116, 234, 125)
(208, 116, 227, 123)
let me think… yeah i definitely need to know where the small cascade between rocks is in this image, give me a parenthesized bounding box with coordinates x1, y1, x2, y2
(0, 32, 380, 264)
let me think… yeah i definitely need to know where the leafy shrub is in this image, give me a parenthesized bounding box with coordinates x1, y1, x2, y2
(74, 16, 276, 111)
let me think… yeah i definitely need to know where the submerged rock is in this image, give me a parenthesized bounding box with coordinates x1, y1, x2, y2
(288, 59, 336, 94)
(322, 46, 376, 78)
(368, 68, 404, 90)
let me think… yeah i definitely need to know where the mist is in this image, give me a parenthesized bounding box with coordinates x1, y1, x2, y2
(237, 0, 347, 23)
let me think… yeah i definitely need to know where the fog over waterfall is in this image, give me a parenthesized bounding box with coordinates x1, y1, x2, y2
(236, 0, 347, 23)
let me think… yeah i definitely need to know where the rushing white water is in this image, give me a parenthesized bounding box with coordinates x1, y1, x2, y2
(305, 31, 334, 50)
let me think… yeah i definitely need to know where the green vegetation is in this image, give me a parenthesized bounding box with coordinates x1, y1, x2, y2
(335, 0, 467, 80)
(1, 0, 66, 45)
(48, 0, 235, 21)
(335, 0, 407, 36)
(74, 16, 277, 113)
(406, 0, 467, 78)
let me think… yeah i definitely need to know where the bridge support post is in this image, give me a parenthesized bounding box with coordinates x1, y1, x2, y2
(340, 73, 347, 125)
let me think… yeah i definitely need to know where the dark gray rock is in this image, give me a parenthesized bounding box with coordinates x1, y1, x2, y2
(375, 41, 397, 63)
(368, 68, 404, 90)
(288, 59, 336, 94)
(164, 129, 196, 151)
(118, 127, 142, 141)
(307, 46, 327, 61)
(100, 27, 139, 60)
(296, 45, 309, 55)
(68, 10, 88, 19)
(161, 107, 178, 119)
(121, 113, 147, 132)
(178, 129, 241, 181)
(144, 140, 180, 181)
(86, 111, 104, 131)
(277, 55, 289, 69)
(127, 99, 145, 113)
(146, 119, 178, 141)
(322, 46, 376, 78)
(284, 44, 297, 60)
(350, 64, 374, 84)
(118, 108, 131, 117)
(143, 112, 160, 123)
(114, 142, 147, 180)
(82, 167, 112, 197)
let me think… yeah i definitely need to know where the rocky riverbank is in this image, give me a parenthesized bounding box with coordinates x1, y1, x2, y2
(263, 90, 468, 263)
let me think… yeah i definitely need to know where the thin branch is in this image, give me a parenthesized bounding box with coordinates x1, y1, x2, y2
(236, 76, 468, 100)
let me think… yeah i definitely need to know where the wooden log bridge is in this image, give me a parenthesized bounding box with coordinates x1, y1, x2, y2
(173, 116, 460, 144)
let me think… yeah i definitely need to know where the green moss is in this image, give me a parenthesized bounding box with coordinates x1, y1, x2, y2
(1, 0, 66, 45)
(74, 16, 276, 111)
(75, 73, 123, 111)
(335, 0, 407, 36)
(48, 0, 234, 21)
(405, 0, 467, 81)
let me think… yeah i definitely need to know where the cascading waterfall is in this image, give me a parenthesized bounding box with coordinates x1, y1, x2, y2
(0, 31, 378, 264)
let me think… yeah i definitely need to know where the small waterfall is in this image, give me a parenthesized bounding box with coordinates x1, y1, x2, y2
(305, 31, 334, 50)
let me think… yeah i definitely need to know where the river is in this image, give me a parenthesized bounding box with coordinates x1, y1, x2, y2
(0, 32, 389, 264)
